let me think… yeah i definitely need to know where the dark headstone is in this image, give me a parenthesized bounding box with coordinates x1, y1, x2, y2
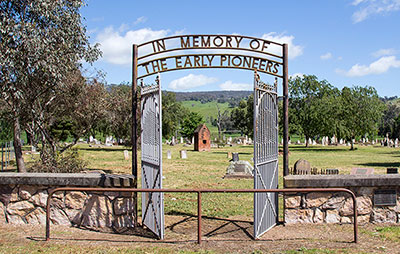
(294, 159, 311, 175)
(232, 152, 239, 162)
(387, 168, 398, 174)
(374, 189, 397, 206)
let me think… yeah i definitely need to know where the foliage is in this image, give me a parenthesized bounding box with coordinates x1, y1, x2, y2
(180, 112, 203, 138)
(162, 91, 188, 139)
(29, 149, 87, 173)
(106, 84, 132, 144)
(340, 86, 385, 149)
(378, 101, 400, 139)
(289, 75, 337, 146)
(230, 94, 253, 136)
(0, 0, 101, 171)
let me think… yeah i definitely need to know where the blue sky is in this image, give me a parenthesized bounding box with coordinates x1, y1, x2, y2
(81, 0, 400, 96)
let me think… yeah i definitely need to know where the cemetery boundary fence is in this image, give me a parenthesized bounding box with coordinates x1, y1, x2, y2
(1, 141, 14, 171)
(45, 187, 358, 244)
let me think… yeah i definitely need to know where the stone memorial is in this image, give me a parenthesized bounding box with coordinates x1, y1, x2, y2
(123, 150, 129, 160)
(194, 123, 211, 152)
(180, 150, 187, 159)
(232, 152, 239, 162)
(387, 168, 398, 174)
(294, 159, 311, 175)
(167, 150, 172, 159)
(350, 167, 374, 175)
(180, 137, 184, 144)
(225, 160, 254, 178)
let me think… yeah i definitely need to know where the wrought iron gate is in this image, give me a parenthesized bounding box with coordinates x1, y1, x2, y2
(253, 73, 279, 238)
(140, 76, 164, 239)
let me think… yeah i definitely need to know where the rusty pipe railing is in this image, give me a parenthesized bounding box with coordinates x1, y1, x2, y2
(46, 187, 358, 244)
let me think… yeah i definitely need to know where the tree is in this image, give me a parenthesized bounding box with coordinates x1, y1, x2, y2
(230, 94, 253, 136)
(106, 84, 132, 144)
(340, 86, 385, 150)
(0, 0, 100, 171)
(180, 112, 203, 139)
(162, 92, 187, 139)
(289, 75, 336, 147)
(379, 102, 400, 139)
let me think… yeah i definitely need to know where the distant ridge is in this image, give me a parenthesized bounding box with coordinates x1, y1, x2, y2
(170, 90, 252, 103)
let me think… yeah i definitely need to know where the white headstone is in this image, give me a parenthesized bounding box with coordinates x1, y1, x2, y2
(180, 150, 187, 159)
(180, 137, 184, 144)
(296, 140, 301, 144)
(372, 140, 375, 145)
(167, 150, 172, 159)
(31, 146, 36, 153)
(123, 150, 129, 160)
(192, 136, 194, 144)
(312, 140, 316, 145)
(89, 136, 94, 143)
(288, 140, 291, 145)
(172, 136, 175, 146)
(308, 138, 312, 145)
(339, 139, 343, 145)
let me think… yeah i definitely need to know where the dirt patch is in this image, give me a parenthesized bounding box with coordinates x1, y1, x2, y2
(0, 215, 397, 253)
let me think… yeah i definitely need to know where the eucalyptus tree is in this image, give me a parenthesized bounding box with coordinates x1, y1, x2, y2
(289, 75, 336, 147)
(340, 86, 385, 150)
(0, 0, 100, 171)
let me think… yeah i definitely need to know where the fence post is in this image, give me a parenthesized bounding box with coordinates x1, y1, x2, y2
(1, 143, 3, 171)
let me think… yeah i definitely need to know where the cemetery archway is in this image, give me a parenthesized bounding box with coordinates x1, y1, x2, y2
(131, 35, 289, 239)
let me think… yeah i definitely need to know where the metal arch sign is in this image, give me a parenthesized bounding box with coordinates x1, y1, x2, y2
(131, 34, 291, 228)
(135, 34, 286, 79)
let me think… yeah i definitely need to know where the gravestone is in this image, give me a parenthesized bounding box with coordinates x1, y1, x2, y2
(294, 159, 311, 174)
(180, 150, 187, 159)
(387, 168, 398, 174)
(171, 136, 176, 146)
(123, 150, 129, 160)
(350, 167, 374, 175)
(325, 168, 339, 175)
(180, 137, 184, 144)
(232, 152, 239, 162)
(167, 150, 172, 159)
(225, 160, 254, 178)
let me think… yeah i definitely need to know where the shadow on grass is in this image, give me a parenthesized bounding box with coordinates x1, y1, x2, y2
(289, 147, 349, 153)
(358, 162, 400, 168)
(212, 151, 253, 155)
(77, 147, 131, 152)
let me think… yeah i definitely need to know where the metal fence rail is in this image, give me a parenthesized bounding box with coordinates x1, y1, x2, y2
(1, 141, 14, 171)
(46, 187, 358, 244)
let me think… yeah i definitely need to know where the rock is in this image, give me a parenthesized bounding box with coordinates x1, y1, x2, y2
(340, 196, 372, 216)
(6, 214, 25, 224)
(65, 191, 87, 210)
(48, 188, 64, 199)
(325, 210, 340, 223)
(358, 214, 371, 224)
(313, 208, 324, 223)
(0, 185, 14, 205)
(25, 207, 46, 225)
(285, 195, 301, 208)
(31, 191, 48, 207)
(305, 193, 331, 208)
(285, 209, 313, 224)
(10, 187, 19, 202)
(322, 196, 345, 209)
(0, 202, 5, 223)
(80, 195, 112, 228)
(371, 208, 397, 223)
(113, 198, 135, 216)
(341, 216, 352, 224)
(50, 208, 71, 225)
(114, 214, 135, 228)
(7, 201, 35, 216)
(64, 208, 82, 225)
(19, 186, 37, 200)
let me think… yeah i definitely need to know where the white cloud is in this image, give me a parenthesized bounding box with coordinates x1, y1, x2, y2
(320, 52, 333, 60)
(219, 81, 252, 91)
(261, 32, 304, 59)
(337, 56, 400, 77)
(169, 74, 217, 90)
(352, 0, 400, 23)
(96, 27, 169, 65)
(289, 73, 304, 79)
(372, 48, 398, 58)
(134, 16, 147, 25)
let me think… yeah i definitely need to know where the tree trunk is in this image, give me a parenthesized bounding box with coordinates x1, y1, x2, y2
(13, 115, 27, 172)
(350, 136, 355, 150)
(305, 136, 309, 147)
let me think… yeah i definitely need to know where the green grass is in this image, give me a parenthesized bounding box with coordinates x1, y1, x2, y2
(363, 226, 400, 242)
